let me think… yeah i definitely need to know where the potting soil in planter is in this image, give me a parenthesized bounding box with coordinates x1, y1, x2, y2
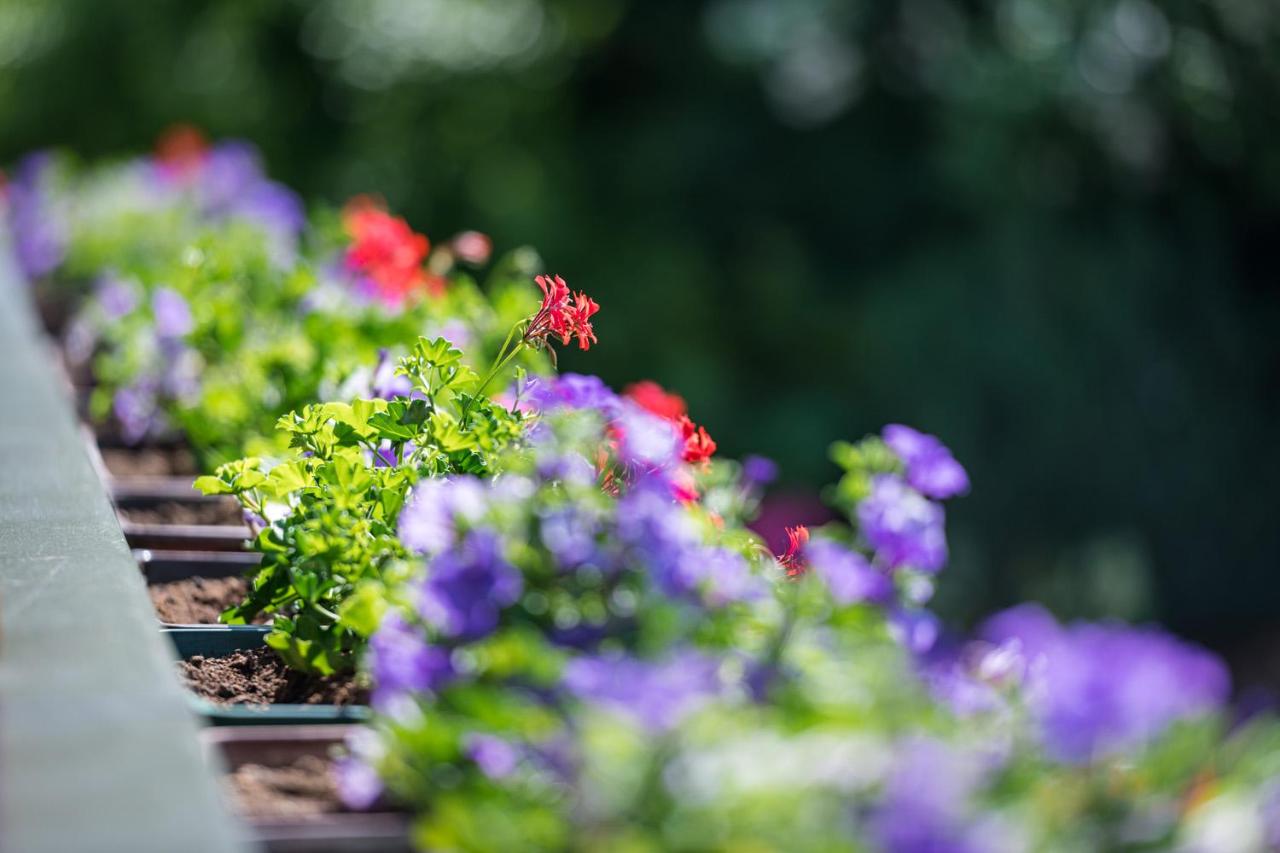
(119, 500, 244, 526)
(149, 576, 253, 624)
(225, 754, 344, 819)
(100, 445, 198, 477)
(179, 648, 368, 707)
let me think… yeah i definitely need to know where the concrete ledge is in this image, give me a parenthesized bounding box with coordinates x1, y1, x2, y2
(0, 255, 247, 852)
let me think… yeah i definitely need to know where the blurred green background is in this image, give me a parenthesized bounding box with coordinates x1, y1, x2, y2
(3, 0, 1277, 663)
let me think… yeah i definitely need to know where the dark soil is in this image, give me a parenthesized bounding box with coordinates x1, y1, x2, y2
(119, 499, 243, 526)
(178, 647, 368, 706)
(225, 755, 344, 819)
(149, 576, 253, 624)
(100, 446, 198, 477)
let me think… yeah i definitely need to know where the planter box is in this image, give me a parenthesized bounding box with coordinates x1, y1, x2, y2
(113, 476, 208, 501)
(122, 521, 251, 551)
(203, 726, 412, 853)
(138, 549, 261, 580)
(141, 551, 261, 627)
(112, 483, 251, 551)
(165, 626, 371, 726)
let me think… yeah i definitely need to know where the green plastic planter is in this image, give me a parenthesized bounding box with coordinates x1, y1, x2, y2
(203, 725, 412, 853)
(163, 626, 371, 726)
(137, 549, 261, 583)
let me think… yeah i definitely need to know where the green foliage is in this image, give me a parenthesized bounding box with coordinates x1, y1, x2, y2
(196, 336, 529, 674)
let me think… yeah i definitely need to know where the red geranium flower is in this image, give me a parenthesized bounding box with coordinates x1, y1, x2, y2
(623, 380, 716, 465)
(154, 124, 210, 181)
(342, 196, 435, 307)
(624, 381, 688, 421)
(678, 416, 717, 465)
(569, 292, 599, 351)
(525, 274, 599, 353)
(778, 525, 810, 579)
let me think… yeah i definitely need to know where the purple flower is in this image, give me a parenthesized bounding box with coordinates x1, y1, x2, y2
(152, 288, 193, 339)
(889, 607, 941, 656)
(426, 319, 472, 352)
(335, 756, 383, 811)
(466, 734, 520, 780)
(980, 604, 1230, 762)
(562, 650, 721, 732)
(539, 506, 603, 570)
(871, 738, 1005, 853)
(417, 531, 522, 641)
(616, 487, 702, 597)
(367, 611, 455, 709)
(371, 349, 414, 399)
(187, 140, 303, 260)
(95, 275, 139, 320)
(681, 545, 764, 605)
(883, 424, 970, 500)
(398, 476, 488, 556)
(231, 179, 305, 239)
(113, 381, 160, 444)
(741, 454, 778, 489)
(195, 141, 267, 214)
(804, 538, 893, 605)
(526, 373, 620, 415)
(857, 474, 948, 572)
(7, 151, 68, 281)
(615, 403, 680, 470)
(921, 638, 1026, 718)
(534, 450, 597, 487)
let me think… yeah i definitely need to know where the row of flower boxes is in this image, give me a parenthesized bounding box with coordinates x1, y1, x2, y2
(47, 301, 413, 852)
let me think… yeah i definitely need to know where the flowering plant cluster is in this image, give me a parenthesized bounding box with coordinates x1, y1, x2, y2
(11, 134, 1280, 852)
(11, 127, 549, 468)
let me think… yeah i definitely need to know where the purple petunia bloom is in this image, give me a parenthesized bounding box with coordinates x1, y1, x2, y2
(183, 140, 304, 262)
(680, 545, 765, 605)
(194, 141, 267, 214)
(870, 738, 1012, 853)
(980, 604, 1230, 762)
(614, 403, 681, 470)
(398, 476, 488, 556)
(466, 734, 521, 780)
(539, 505, 603, 570)
(231, 179, 305, 239)
(95, 274, 139, 320)
(534, 449, 597, 487)
(804, 538, 893, 605)
(113, 380, 161, 444)
(889, 607, 942, 656)
(883, 424, 970, 500)
(7, 151, 69, 281)
(741, 454, 778, 489)
(426, 319, 473, 352)
(335, 756, 384, 811)
(367, 611, 455, 709)
(525, 373, 620, 416)
(857, 474, 948, 572)
(416, 531, 522, 641)
(615, 486, 702, 597)
(370, 348, 414, 400)
(152, 288, 193, 339)
(562, 650, 721, 732)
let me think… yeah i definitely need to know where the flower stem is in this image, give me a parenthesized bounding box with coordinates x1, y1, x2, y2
(461, 321, 527, 421)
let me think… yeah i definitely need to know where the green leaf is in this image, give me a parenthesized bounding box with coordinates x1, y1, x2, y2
(193, 475, 233, 495)
(338, 582, 387, 637)
(265, 460, 309, 496)
(369, 412, 418, 441)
